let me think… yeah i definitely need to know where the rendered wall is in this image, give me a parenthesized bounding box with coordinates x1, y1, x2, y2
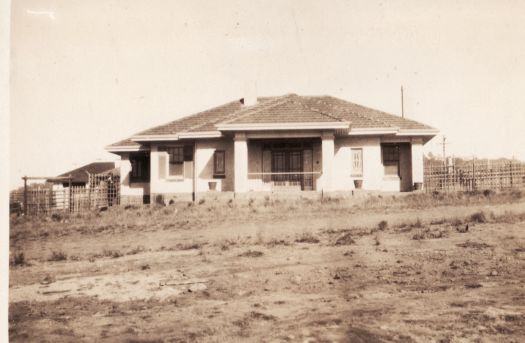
(333, 136, 385, 191)
(149, 140, 234, 200)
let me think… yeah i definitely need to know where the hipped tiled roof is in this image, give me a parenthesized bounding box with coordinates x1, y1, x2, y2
(107, 94, 435, 149)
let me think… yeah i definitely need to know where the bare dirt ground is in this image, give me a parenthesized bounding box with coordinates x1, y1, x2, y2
(9, 191, 525, 342)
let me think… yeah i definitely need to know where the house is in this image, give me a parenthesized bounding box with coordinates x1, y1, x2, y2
(50, 162, 118, 187)
(106, 94, 438, 204)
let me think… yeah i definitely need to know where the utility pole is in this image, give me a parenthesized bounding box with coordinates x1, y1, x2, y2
(401, 85, 404, 118)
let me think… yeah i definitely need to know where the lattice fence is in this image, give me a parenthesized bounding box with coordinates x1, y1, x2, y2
(424, 160, 525, 192)
(10, 173, 120, 216)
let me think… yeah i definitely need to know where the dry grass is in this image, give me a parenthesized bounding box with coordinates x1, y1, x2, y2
(48, 251, 67, 262)
(238, 250, 264, 258)
(8, 191, 525, 343)
(295, 232, 320, 244)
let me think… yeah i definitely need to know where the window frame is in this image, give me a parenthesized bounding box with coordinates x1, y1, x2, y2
(158, 145, 192, 179)
(350, 148, 363, 177)
(213, 150, 226, 178)
(381, 144, 400, 177)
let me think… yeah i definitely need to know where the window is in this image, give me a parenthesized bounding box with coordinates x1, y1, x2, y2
(382, 144, 400, 176)
(159, 146, 193, 178)
(351, 148, 363, 176)
(130, 153, 150, 182)
(213, 150, 225, 178)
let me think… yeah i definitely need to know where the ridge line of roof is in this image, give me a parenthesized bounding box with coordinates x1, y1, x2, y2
(293, 97, 346, 123)
(216, 94, 295, 126)
(316, 97, 392, 127)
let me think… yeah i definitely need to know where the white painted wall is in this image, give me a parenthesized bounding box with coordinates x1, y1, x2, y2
(150, 144, 193, 194)
(195, 139, 234, 192)
(119, 133, 428, 197)
(411, 138, 424, 184)
(334, 136, 385, 191)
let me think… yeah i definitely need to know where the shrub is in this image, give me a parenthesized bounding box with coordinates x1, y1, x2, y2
(48, 250, 67, 262)
(377, 220, 388, 231)
(51, 213, 62, 222)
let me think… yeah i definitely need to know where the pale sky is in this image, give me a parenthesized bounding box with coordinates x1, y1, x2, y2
(9, 0, 525, 189)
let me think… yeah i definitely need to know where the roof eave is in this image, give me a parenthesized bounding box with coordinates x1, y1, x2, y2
(396, 129, 439, 136)
(348, 127, 400, 135)
(216, 122, 350, 131)
(105, 145, 147, 152)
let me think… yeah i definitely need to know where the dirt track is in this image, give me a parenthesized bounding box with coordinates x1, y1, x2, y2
(9, 193, 525, 342)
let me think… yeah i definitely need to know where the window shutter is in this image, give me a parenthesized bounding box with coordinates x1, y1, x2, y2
(158, 154, 167, 179)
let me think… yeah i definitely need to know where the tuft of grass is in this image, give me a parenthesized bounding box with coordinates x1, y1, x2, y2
(411, 218, 424, 228)
(48, 250, 67, 262)
(470, 211, 489, 223)
(103, 249, 123, 259)
(374, 235, 380, 246)
(265, 238, 292, 247)
(396, 217, 424, 230)
(127, 246, 146, 255)
(11, 252, 27, 266)
(377, 220, 388, 231)
(176, 242, 202, 250)
(448, 217, 463, 226)
(238, 250, 264, 258)
(334, 233, 356, 246)
(295, 232, 320, 244)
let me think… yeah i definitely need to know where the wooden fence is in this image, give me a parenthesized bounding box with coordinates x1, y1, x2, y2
(424, 160, 525, 192)
(10, 173, 120, 216)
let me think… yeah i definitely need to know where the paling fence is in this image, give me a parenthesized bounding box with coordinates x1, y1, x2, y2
(424, 160, 525, 192)
(10, 173, 120, 216)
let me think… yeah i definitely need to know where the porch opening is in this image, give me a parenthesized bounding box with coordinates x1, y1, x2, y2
(247, 139, 321, 191)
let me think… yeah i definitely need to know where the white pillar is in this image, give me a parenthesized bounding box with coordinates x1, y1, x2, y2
(234, 132, 248, 193)
(411, 138, 424, 185)
(321, 131, 335, 191)
(150, 145, 160, 194)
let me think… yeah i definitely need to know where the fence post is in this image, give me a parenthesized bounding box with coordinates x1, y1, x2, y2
(472, 160, 475, 191)
(88, 173, 92, 210)
(509, 161, 513, 188)
(68, 174, 72, 212)
(22, 176, 27, 216)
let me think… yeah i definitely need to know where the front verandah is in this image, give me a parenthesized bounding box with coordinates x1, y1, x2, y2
(246, 139, 322, 192)
(233, 132, 335, 193)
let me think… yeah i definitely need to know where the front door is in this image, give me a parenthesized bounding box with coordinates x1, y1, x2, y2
(271, 150, 304, 188)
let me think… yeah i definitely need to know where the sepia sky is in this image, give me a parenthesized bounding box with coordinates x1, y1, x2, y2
(9, 0, 525, 189)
